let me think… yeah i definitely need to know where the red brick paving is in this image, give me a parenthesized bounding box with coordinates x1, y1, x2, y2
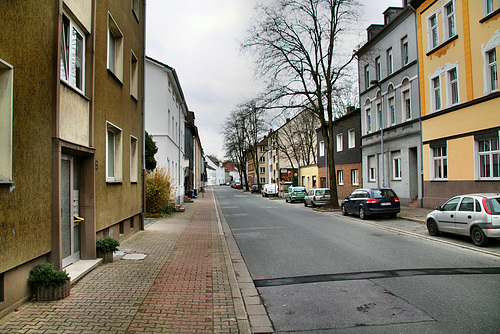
(0, 189, 240, 333)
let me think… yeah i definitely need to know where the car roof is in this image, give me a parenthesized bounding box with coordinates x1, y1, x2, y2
(455, 193, 500, 199)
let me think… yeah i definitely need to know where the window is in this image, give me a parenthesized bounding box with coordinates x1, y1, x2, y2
(387, 48, 393, 75)
(348, 129, 355, 149)
(130, 136, 138, 182)
(377, 103, 382, 130)
(338, 170, 343, 185)
(336, 133, 343, 152)
(432, 145, 448, 180)
(401, 36, 409, 66)
(319, 140, 325, 157)
(260, 146, 266, 152)
(351, 169, 359, 186)
(60, 13, 85, 92)
(108, 13, 124, 81)
(369, 167, 376, 182)
(132, 0, 140, 21)
(403, 88, 411, 121)
(459, 197, 474, 212)
(259, 156, 265, 163)
(368, 156, 377, 182)
(312, 176, 317, 188)
(432, 76, 442, 111)
(392, 153, 402, 180)
(107, 122, 123, 182)
(445, 1, 456, 40)
(366, 108, 372, 133)
(478, 136, 500, 179)
(0, 59, 13, 183)
(487, 49, 498, 93)
(375, 57, 381, 81)
(260, 177, 266, 184)
(260, 167, 265, 174)
(388, 96, 396, 126)
(364, 65, 370, 90)
(130, 51, 139, 100)
(448, 68, 459, 105)
(429, 14, 439, 49)
(484, 0, 497, 15)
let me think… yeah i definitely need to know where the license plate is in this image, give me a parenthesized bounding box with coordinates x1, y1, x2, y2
(381, 202, 391, 206)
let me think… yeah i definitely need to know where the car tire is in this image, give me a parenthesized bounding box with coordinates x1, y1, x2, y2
(312, 202, 317, 208)
(359, 207, 366, 220)
(304, 201, 308, 207)
(471, 226, 489, 247)
(285, 197, 289, 203)
(341, 205, 348, 216)
(426, 219, 440, 236)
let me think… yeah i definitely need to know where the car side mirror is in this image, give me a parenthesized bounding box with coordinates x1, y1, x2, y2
(435, 205, 442, 211)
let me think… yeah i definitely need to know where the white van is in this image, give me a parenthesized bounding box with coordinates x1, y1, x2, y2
(262, 183, 278, 197)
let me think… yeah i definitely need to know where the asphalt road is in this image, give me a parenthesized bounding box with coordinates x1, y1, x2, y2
(215, 186, 500, 334)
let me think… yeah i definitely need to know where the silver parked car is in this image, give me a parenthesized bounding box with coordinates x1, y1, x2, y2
(426, 193, 500, 246)
(304, 188, 330, 208)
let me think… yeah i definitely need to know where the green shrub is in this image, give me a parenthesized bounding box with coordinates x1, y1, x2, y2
(28, 263, 70, 287)
(96, 236, 120, 253)
(146, 166, 175, 214)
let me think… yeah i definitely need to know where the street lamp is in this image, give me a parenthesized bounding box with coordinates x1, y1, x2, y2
(370, 79, 385, 187)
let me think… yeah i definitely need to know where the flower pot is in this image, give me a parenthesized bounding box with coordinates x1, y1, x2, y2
(97, 251, 114, 263)
(33, 280, 70, 301)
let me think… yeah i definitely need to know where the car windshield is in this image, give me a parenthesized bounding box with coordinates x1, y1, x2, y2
(372, 189, 397, 199)
(485, 197, 500, 214)
(294, 187, 306, 192)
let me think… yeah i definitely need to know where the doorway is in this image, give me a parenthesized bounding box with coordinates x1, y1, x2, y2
(61, 155, 81, 268)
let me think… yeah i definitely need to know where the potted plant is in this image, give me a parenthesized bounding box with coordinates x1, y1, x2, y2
(96, 236, 120, 263)
(28, 262, 70, 301)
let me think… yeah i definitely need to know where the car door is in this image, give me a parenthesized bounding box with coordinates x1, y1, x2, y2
(454, 197, 475, 236)
(344, 191, 358, 213)
(436, 197, 461, 233)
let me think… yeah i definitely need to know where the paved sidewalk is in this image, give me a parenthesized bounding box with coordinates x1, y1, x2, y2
(0, 189, 259, 334)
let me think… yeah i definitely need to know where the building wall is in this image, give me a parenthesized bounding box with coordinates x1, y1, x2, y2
(358, 6, 423, 206)
(93, 1, 144, 233)
(413, 0, 500, 208)
(335, 163, 363, 200)
(0, 2, 58, 317)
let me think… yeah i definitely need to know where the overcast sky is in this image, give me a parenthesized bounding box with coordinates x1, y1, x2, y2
(146, 0, 404, 159)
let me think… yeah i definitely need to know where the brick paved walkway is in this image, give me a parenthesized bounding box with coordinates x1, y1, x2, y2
(0, 189, 246, 334)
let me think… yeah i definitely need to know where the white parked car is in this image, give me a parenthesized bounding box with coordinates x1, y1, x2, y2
(426, 193, 500, 246)
(304, 188, 331, 208)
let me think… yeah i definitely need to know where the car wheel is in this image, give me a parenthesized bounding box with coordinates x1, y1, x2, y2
(341, 205, 348, 216)
(426, 219, 440, 236)
(471, 226, 489, 247)
(311, 202, 317, 208)
(359, 207, 366, 220)
(304, 201, 308, 207)
(285, 197, 289, 203)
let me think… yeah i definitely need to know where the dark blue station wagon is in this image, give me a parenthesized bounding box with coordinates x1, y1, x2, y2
(341, 188, 400, 219)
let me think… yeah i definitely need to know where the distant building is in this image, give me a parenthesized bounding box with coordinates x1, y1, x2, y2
(224, 161, 240, 184)
(356, 2, 423, 206)
(145, 56, 188, 204)
(247, 136, 268, 188)
(410, 0, 500, 207)
(206, 156, 225, 186)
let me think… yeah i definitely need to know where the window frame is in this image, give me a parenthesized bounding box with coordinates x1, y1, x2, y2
(444, 1, 456, 40)
(386, 48, 393, 75)
(130, 136, 138, 183)
(392, 156, 402, 180)
(364, 64, 370, 90)
(429, 14, 439, 50)
(107, 13, 124, 82)
(486, 48, 498, 93)
(132, 0, 140, 22)
(336, 133, 343, 152)
(477, 135, 500, 180)
(448, 67, 459, 106)
(130, 50, 139, 100)
(319, 140, 325, 157)
(260, 167, 266, 174)
(60, 12, 86, 93)
(432, 75, 442, 111)
(351, 169, 359, 186)
(0, 59, 13, 183)
(401, 36, 409, 66)
(106, 122, 123, 183)
(401, 79, 412, 121)
(338, 170, 344, 185)
(365, 107, 372, 134)
(375, 56, 381, 81)
(432, 145, 448, 180)
(348, 129, 356, 149)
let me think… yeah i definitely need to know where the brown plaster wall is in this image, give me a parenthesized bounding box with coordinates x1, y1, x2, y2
(335, 163, 363, 200)
(423, 180, 500, 209)
(0, 2, 58, 273)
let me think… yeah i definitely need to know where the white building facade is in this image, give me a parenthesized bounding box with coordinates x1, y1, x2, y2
(205, 156, 225, 186)
(145, 57, 188, 203)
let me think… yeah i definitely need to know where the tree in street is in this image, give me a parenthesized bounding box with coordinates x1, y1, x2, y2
(242, 0, 361, 208)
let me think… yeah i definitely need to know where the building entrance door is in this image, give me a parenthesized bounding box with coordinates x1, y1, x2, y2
(61, 155, 81, 268)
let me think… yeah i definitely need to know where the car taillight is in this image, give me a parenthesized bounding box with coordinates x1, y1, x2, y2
(313, 196, 316, 201)
(483, 198, 493, 215)
(366, 198, 378, 204)
(394, 197, 400, 202)
(292, 192, 295, 195)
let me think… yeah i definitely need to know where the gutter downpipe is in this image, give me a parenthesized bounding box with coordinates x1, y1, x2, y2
(141, 0, 147, 229)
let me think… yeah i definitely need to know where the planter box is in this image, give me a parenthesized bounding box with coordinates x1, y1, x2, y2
(97, 251, 114, 263)
(33, 280, 70, 301)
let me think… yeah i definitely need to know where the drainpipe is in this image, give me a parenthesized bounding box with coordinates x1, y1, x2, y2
(141, 0, 146, 229)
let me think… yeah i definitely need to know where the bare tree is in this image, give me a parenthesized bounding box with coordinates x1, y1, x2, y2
(242, 0, 360, 208)
(222, 110, 248, 189)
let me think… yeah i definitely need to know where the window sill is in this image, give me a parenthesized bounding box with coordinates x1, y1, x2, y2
(107, 69, 124, 85)
(107, 180, 123, 184)
(426, 34, 459, 57)
(479, 8, 500, 23)
(430, 179, 448, 182)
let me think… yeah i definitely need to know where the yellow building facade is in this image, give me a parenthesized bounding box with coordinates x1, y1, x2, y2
(411, 0, 500, 207)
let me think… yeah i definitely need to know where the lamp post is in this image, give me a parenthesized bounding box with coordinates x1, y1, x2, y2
(370, 80, 385, 188)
